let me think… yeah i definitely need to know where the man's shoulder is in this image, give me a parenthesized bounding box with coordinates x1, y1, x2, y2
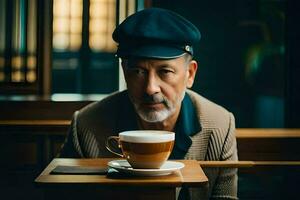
(187, 90, 233, 129)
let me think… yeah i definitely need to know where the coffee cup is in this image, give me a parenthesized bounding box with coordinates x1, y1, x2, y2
(105, 130, 175, 169)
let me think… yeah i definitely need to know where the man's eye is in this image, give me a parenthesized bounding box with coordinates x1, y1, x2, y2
(130, 68, 146, 75)
(160, 69, 174, 75)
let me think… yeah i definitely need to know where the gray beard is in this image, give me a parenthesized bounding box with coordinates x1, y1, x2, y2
(135, 105, 176, 123)
(131, 90, 186, 123)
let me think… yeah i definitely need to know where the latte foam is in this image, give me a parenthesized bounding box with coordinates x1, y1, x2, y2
(119, 130, 175, 143)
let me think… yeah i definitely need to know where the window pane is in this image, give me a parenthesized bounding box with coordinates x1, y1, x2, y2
(89, 0, 116, 52)
(11, 56, 23, 70)
(26, 70, 36, 82)
(27, 0, 37, 53)
(12, 71, 24, 82)
(70, 34, 82, 50)
(90, 1, 108, 18)
(27, 56, 36, 70)
(53, 0, 70, 17)
(70, 18, 82, 33)
(89, 33, 106, 50)
(53, 18, 70, 33)
(70, 0, 82, 17)
(53, 33, 69, 50)
(89, 18, 106, 33)
(53, 0, 83, 51)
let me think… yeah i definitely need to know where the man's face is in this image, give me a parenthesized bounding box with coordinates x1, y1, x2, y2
(122, 55, 197, 123)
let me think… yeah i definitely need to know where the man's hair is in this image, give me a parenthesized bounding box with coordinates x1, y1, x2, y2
(183, 53, 193, 63)
(183, 53, 193, 70)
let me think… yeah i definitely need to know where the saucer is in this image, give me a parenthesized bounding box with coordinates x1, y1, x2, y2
(107, 160, 185, 176)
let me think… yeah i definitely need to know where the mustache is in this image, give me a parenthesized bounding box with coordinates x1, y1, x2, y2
(142, 94, 170, 107)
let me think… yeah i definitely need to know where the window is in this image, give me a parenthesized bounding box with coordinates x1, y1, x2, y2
(0, 0, 38, 94)
(52, 0, 118, 94)
(89, 0, 116, 52)
(53, 0, 83, 51)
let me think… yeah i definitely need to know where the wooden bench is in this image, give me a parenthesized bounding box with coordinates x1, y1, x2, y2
(1, 120, 300, 166)
(236, 128, 300, 161)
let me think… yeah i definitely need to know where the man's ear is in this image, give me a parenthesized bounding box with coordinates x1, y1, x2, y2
(186, 60, 198, 88)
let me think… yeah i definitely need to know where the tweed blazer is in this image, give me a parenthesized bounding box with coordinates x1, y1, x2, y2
(60, 89, 238, 200)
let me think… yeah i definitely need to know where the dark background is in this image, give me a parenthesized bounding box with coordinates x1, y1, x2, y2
(151, 0, 299, 128)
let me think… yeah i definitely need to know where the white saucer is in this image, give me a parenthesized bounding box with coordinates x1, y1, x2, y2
(107, 160, 185, 176)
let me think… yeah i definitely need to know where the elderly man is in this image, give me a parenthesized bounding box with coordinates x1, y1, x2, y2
(60, 8, 238, 200)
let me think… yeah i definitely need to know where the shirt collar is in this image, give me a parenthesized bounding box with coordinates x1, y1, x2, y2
(169, 92, 201, 159)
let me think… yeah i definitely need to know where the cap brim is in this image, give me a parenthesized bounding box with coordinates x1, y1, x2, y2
(116, 44, 186, 59)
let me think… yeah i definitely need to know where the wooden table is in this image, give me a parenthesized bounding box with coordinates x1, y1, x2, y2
(35, 158, 208, 200)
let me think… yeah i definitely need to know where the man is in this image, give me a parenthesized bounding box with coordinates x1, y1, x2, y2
(60, 8, 238, 200)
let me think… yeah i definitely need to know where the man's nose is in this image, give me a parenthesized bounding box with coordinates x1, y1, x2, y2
(145, 73, 160, 95)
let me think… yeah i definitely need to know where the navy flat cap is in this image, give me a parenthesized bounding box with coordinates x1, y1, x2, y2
(112, 8, 201, 59)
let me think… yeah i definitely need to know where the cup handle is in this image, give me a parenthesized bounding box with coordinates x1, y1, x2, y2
(105, 136, 124, 157)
